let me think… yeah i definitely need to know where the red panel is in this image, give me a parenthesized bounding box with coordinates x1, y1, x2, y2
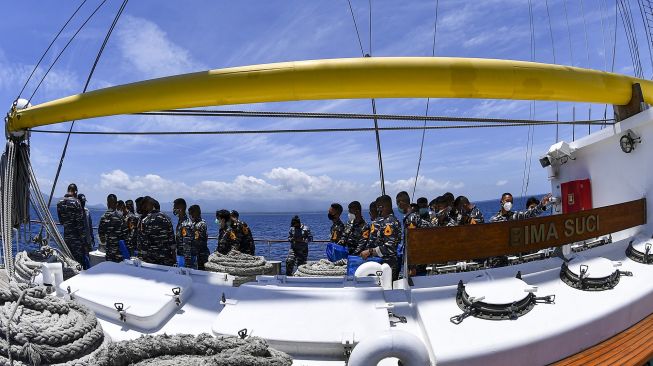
(561, 179, 593, 213)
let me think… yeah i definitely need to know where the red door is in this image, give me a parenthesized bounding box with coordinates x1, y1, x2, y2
(561, 179, 592, 213)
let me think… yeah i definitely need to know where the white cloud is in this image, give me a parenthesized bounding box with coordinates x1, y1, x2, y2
(496, 179, 508, 186)
(376, 176, 464, 195)
(116, 15, 205, 78)
(97, 168, 461, 205)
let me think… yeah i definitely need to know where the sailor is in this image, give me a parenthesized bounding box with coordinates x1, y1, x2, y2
(215, 209, 240, 254)
(526, 196, 540, 210)
(360, 195, 402, 281)
(396, 191, 430, 276)
(328, 203, 345, 243)
(416, 197, 430, 221)
(134, 196, 145, 258)
(78, 194, 95, 257)
(123, 199, 139, 257)
(173, 198, 191, 265)
(98, 194, 128, 263)
(56, 183, 87, 268)
(454, 195, 485, 225)
(355, 201, 380, 255)
(286, 215, 313, 276)
(140, 197, 177, 266)
(189, 205, 209, 270)
(489, 193, 552, 222)
(338, 201, 370, 255)
(173, 198, 194, 267)
(430, 196, 456, 227)
(396, 191, 431, 230)
(231, 210, 255, 255)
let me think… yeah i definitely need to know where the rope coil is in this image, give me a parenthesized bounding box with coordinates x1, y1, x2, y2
(204, 251, 274, 286)
(294, 259, 347, 277)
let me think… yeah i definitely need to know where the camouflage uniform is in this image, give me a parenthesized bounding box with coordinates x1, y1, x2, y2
(368, 214, 402, 281)
(403, 211, 431, 276)
(233, 219, 255, 255)
(286, 224, 313, 275)
(329, 218, 345, 243)
(216, 225, 241, 255)
(489, 203, 546, 222)
(124, 212, 139, 256)
(456, 206, 485, 225)
(338, 218, 370, 255)
(177, 217, 195, 267)
(356, 217, 382, 254)
(430, 207, 457, 227)
(98, 209, 128, 263)
(141, 210, 177, 266)
(81, 207, 95, 252)
(191, 218, 209, 270)
(56, 196, 87, 266)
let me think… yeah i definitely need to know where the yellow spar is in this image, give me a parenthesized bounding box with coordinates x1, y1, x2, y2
(7, 57, 653, 132)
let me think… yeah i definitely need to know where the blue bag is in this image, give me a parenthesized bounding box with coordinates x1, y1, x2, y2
(326, 243, 349, 262)
(176, 255, 198, 268)
(118, 240, 130, 260)
(346, 255, 383, 276)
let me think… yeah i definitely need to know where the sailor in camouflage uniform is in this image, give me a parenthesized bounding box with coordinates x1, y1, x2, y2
(489, 193, 552, 222)
(361, 195, 402, 281)
(231, 210, 255, 255)
(338, 201, 370, 255)
(189, 205, 209, 270)
(328, 203, 345, 243)
(430, 196, 457, 227)
(78, 194, 95, 254)
(98, 194, 128, 262)
(396, 191, 431, 276)
(140, 197, 177, 266)
(173, 198, 191, 266)
(56, 184, 87, 268)
(123, 200, 139, 257)
(355, 200, 380, 254)
(454, 196, 485, 225)
(286, 215, 313, 276)
(215, 210, 241, 254)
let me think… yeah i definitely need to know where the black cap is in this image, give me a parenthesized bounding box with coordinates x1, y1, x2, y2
(230, 210, 239, 219)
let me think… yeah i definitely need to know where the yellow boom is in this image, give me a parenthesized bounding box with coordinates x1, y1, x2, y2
(7, 57, 653, 131)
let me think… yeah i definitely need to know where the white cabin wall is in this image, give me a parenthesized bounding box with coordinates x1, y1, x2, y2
(549, 109, 653, 240)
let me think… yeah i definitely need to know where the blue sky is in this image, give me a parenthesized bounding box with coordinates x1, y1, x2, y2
(1, 0, 650, 211)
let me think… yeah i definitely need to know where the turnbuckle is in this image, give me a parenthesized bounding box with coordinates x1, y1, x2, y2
(114, 303, 127, 322)
(534, 294, 556, 304)
(450, 308, 474, 325)
(171, 287, 181, 306)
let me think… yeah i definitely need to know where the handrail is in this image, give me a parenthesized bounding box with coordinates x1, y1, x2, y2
(8, 57, 653, 131)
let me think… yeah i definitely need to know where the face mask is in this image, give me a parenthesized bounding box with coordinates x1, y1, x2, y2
(214, 218, 219, 224)
(503, 201, 513, 211)
(328, 213, 335, 220)
(348, 213, 356, 222)
(173, 209, 179, 216)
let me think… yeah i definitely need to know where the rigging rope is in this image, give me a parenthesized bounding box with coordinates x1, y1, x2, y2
(15, 0, 89, 101)
(28, 120, 614, 136)
(346, 0, 386, 195)
(637, 0, 653, 78)
(411, 0, 439, 200)
(618, 0, 645, 78)
(26, 0, 108, 105)
(545, 0, 560, 142)
(138, 109, 615, 124)
(580, 0, 593, 135)
(46, 0, 130, 210)
(563, 0, 577, 141)
(521, 0, 536, 200)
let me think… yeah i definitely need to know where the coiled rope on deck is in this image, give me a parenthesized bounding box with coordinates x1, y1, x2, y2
(90, 333, 292, 366)
(204, 251, 274, 286)
(294, 259, 347, 277)
(0, 280, 108, 366)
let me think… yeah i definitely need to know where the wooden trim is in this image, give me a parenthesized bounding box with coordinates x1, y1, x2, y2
(407, 199, 646, 265)
(551, 311, 653, 366)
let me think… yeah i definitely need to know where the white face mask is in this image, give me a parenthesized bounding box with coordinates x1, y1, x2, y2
(348, 213, 356, 222)
(503, 201, 513, 211)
